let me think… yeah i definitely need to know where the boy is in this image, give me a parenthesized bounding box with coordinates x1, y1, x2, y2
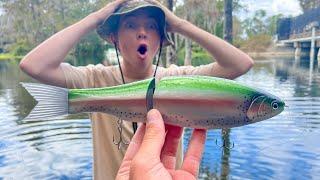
(20, 0, 253, 179)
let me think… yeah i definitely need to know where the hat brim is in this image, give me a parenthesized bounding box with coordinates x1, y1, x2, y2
(96, 5, 173, 47)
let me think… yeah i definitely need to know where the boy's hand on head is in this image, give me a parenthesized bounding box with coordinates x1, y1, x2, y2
(148, 0, 184, 33)
(93, 0, 129, 26)
(116, 109, 207, 180)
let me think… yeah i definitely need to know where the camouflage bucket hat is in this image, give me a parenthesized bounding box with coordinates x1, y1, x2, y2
(96, 0, 173, 47)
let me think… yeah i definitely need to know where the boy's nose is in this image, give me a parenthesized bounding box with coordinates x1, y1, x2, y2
(137, 27, 147, 39)
(137, 34, 147, 39)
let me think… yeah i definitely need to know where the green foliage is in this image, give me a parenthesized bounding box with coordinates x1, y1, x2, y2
(236, 34, 273, 52)
(177, 48, 185, 66)
(9, 40, 33, 56)
(191, 51, 213, 66)
(0, 0, 285, 65)
(266, 14, 284, 36)
(0, 53, 23, 61)
(177, 46, 212, 66)
(1, 0, 111, 64)
(238, 10, 282, 52)
(214, 21, 224, 38)
(242, 9, 268, 37)
(75, 32, 106, 66)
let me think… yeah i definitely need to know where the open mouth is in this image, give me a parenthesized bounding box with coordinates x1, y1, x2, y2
(137, 44, 148, 55)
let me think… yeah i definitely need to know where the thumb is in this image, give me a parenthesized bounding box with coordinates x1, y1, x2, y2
(137, 109, 166, 157)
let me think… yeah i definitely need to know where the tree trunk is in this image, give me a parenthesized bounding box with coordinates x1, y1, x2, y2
(166, 45, 177, 66)
(224, 0, 233, 44)
(184, 13, 192, 66)
(222, 2, 233, 177)
(165, 0, 177, 67)
(184, 38, 192, 66)
(60, 0, 66, 26)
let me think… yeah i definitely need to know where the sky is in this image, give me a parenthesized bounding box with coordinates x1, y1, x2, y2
(239, 0, 303, 19)
(175, 0, 303, 19)
(0, 0, 303, 18)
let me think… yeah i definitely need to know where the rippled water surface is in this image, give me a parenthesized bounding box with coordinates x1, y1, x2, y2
(0, 58, 319, 179)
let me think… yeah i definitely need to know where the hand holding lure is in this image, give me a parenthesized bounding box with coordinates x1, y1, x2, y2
(21, 75, 285, 129)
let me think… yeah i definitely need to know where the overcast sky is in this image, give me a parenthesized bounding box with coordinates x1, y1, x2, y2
(239, 0, 303, 19)
(175, 0, 303, 19)
(1, 0, 303, 18)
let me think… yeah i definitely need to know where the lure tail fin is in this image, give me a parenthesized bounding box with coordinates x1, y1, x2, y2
(20, 83, 68, 120)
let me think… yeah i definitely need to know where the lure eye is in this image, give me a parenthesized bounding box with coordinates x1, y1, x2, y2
(271, 101, 279, 110)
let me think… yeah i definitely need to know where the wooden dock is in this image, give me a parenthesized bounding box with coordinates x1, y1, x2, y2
(276, 7, 320, 67)
(278, 26, 320, 61)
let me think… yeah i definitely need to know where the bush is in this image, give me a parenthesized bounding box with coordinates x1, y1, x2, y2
(192, 51, 212, 66)
(75, 32, 106, 65)
(9, 40, 33, 56)
(177, 46, 213, 66)
(237, 34, 273, 52)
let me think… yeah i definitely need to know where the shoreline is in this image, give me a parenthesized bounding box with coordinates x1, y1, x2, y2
(0, 53, 23, 61)
(246, 51, 295, 59)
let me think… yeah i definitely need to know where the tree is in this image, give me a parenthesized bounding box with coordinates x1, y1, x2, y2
(0, 0, 111, 62)
(224, 0, 233, 43)
(298, 0, 320, 11)
(175, 0, 220, 65)
(242, 9, 268, 38)
(184, 12, 192, 66)
(266, 14, 284, 36)
(165, 0, 177, 67)
(171, 0, 245, 65)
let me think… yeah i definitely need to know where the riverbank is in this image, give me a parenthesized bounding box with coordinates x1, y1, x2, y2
(243, 46, 296, 60)
(0, 54, 23, 61)
(246, 51, 295, 59)
(0, 49, 300, 63)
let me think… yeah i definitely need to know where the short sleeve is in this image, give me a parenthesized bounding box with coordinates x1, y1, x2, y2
(60, 63, 96, 89)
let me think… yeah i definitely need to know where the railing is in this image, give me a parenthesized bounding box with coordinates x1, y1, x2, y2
(277, 7, 320, 41)
(289, 30, 320, 40)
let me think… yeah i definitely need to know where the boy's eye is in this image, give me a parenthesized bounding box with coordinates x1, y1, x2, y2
(147, 23, 158, 30)
(125, 22, 135, 29)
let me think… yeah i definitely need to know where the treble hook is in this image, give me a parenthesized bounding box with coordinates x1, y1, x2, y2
(113, 117, 129, 150)
(215, 129, 234, 150)
(215, 139, 235, 149)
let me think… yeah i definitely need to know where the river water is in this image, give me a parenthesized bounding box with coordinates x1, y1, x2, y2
(0, 58, 319, 179)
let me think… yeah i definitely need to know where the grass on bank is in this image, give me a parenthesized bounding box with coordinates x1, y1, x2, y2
(0, 53, 23, 61)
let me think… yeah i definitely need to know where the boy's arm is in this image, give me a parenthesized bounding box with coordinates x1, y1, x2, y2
(155, 1, 254, 79)
(174, 20, 254, 79)
(19, 0, 127, 87)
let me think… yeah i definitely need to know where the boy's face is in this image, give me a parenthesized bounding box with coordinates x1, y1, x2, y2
(116, 9, 161, 69)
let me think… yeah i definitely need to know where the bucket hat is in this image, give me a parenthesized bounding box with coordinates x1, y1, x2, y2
(96, 0, 173, 46)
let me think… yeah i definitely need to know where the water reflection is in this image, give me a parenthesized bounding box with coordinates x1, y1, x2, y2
(0, 60, 93, 179)
(220, 129, 231, 180)
(0, 58, 320, 179)
(185, 57, 320, 179)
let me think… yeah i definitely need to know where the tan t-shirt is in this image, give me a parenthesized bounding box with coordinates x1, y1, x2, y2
(61, 63, 214, 180)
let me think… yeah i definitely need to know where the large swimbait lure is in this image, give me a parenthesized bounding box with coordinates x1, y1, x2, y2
(21, 76, 285, 129)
